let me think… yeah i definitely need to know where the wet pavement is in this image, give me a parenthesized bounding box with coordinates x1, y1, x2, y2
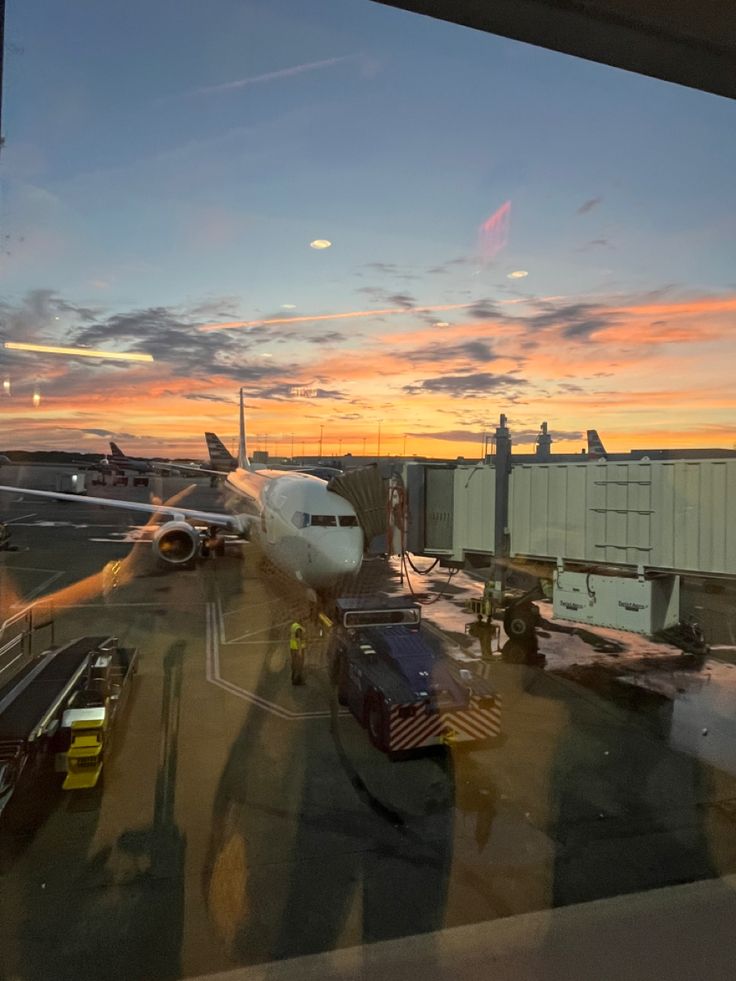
(2, 473, 736, 979)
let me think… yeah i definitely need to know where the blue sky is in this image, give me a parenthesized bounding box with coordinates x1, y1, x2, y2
(1, 0, 735, 453)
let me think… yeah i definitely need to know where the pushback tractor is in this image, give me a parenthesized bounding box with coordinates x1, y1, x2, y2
(329, 596, 502, 754)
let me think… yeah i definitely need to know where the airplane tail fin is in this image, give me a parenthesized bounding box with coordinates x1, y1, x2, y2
(204, 432, 236, 469)
(587, 429, 607, 459)
(237, 388, 250, 469)
(109, 441, 127, 460)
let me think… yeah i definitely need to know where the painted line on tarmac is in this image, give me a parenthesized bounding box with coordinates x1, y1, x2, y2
(16, 571, 64, 604)
(216, 594, 296, 645)
(1, 564, 61, 574)
(205, 601, 332, 720)
(4, 512, 37, 523)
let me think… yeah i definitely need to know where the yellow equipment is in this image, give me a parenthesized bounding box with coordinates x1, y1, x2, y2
(63, 708, 106, 789)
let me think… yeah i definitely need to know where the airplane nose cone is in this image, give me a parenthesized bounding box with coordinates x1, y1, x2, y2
(308, 532, 363, 588)
(326, 536, 363, 576)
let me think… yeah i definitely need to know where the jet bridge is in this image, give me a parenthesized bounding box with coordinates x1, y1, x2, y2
(405, 457, 736, 580)
(327, 465, 387, 547)
(401, 446, 736, 636)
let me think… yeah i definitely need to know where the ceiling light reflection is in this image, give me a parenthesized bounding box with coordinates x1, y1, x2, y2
(4, 341, 154, 363)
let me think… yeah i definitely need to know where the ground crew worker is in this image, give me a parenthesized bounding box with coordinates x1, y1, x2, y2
(468, 613, 495, 659)
(289, 620, 306, 685)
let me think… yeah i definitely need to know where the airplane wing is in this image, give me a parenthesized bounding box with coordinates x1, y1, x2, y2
(0, 485, 249, 531)
(150, 461, 229, 477)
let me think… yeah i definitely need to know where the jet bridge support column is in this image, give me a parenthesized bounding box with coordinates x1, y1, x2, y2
(493, 414, 512, 596)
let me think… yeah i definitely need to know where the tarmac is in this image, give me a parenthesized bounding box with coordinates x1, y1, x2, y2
(2, 469, 736, 980)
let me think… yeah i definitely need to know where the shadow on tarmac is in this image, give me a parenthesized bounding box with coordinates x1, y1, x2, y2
(202, 566, 467, 970)
(4, 641, 187, 981)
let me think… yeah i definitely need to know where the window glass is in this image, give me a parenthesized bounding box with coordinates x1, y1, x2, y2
(1, 1, 735, 978)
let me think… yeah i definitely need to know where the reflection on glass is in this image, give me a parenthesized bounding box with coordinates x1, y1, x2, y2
(0, 0, 735, 978)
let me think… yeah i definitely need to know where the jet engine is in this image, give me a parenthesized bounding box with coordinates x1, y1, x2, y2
(152, 520, 201, 566)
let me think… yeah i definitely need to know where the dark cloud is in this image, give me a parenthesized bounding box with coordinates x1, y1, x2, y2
(364, 262, 399, 275)
(54, 298, 102, 322)
(355, 285, 419, 313)
(556, 382, 585, 394)
(577, 196, 602, 214)
(184, 393, 234, 403)
(0, 290, 67, 340)
(406, 429, 486, 442)
(467, 299, 506, 320)
(575, 238, 613, 252)
(79, 428, 139, 439)
(187, 296, 242, 319)
(403, 372, 526, 398)
(525, 301, 617, 339)
(306, 331, 346, 345)
(72, 305, 293, 381)
(386, 292, 416, 309)
(633, 284, 678, 302)
(356, 286, 385, 300)
(426, 257, 473, 275)
(405, 340, 497, 364)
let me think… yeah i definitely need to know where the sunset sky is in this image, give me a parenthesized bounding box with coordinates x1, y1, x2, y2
(1, 0, 735, 459)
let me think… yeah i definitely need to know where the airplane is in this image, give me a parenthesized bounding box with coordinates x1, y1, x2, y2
(205, 431, 343, 482)
(586, 429, 608, 459)
(106, 441, 214, 477)
(0, 391, 364, 592)
(205, 432, 237, 472)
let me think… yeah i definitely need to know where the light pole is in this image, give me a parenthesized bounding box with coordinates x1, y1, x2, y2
(291, 433, 294, 459)
(403, 433, 407, 457)
(319, 424, 323, 458)
(377, 419, 382, 459)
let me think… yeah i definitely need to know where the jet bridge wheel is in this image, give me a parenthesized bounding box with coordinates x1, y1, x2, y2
(503, 603, 539, 641)
(365, 692, 388, 752)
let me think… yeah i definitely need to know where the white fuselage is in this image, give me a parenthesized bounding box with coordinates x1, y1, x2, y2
(224, 467, 363, 590)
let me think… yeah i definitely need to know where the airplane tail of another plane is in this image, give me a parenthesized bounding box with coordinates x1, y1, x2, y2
(587, 429, 608, 459)
(109, 441, 127, 460)
(204, 432, 235, 470)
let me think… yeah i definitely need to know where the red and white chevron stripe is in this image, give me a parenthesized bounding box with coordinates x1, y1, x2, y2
(387, 695, 502, 751)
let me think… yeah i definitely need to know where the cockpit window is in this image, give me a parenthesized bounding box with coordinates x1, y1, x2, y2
(338, 515, 359, 527)
(291, 511, 309, 529)
(310, 514, 337, 527)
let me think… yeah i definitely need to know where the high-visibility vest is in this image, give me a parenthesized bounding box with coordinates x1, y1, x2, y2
(290, 622, 304, 651)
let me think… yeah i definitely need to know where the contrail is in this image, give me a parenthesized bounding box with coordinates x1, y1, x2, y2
(198, 296, 561, 333)
(198, 303, 475, 333)
(193, 55, 354, 96)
